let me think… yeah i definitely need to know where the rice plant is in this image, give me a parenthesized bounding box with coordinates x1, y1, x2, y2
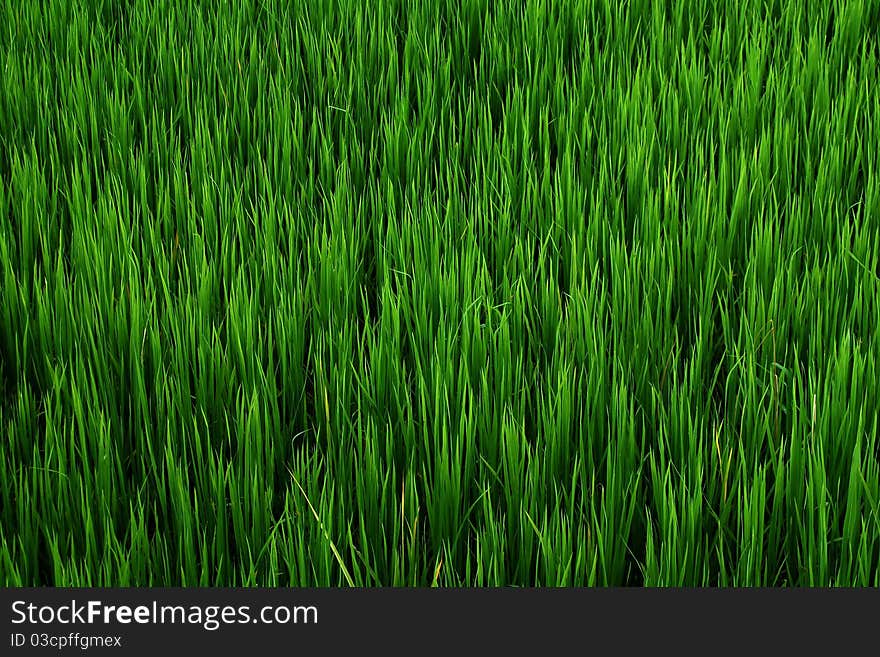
(1, 0, 879, 586)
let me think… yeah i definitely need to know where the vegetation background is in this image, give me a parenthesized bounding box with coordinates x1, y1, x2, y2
(1, 0, 879, 585)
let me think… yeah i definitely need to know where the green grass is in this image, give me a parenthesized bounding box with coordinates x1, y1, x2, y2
(1, 0, 879, 587)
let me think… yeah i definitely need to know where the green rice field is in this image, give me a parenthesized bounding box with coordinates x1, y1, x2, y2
(1, 0, 879, 586)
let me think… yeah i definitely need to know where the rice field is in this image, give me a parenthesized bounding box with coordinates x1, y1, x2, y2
(1, 0, 879, 587)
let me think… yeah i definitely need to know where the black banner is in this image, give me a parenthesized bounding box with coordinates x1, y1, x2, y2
(1, 588, 876, 654)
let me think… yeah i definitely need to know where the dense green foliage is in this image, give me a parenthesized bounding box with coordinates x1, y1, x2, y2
(1, 0, 879, 586)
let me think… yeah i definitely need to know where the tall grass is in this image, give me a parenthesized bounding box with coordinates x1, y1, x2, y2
(1, 0, 879, 586)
